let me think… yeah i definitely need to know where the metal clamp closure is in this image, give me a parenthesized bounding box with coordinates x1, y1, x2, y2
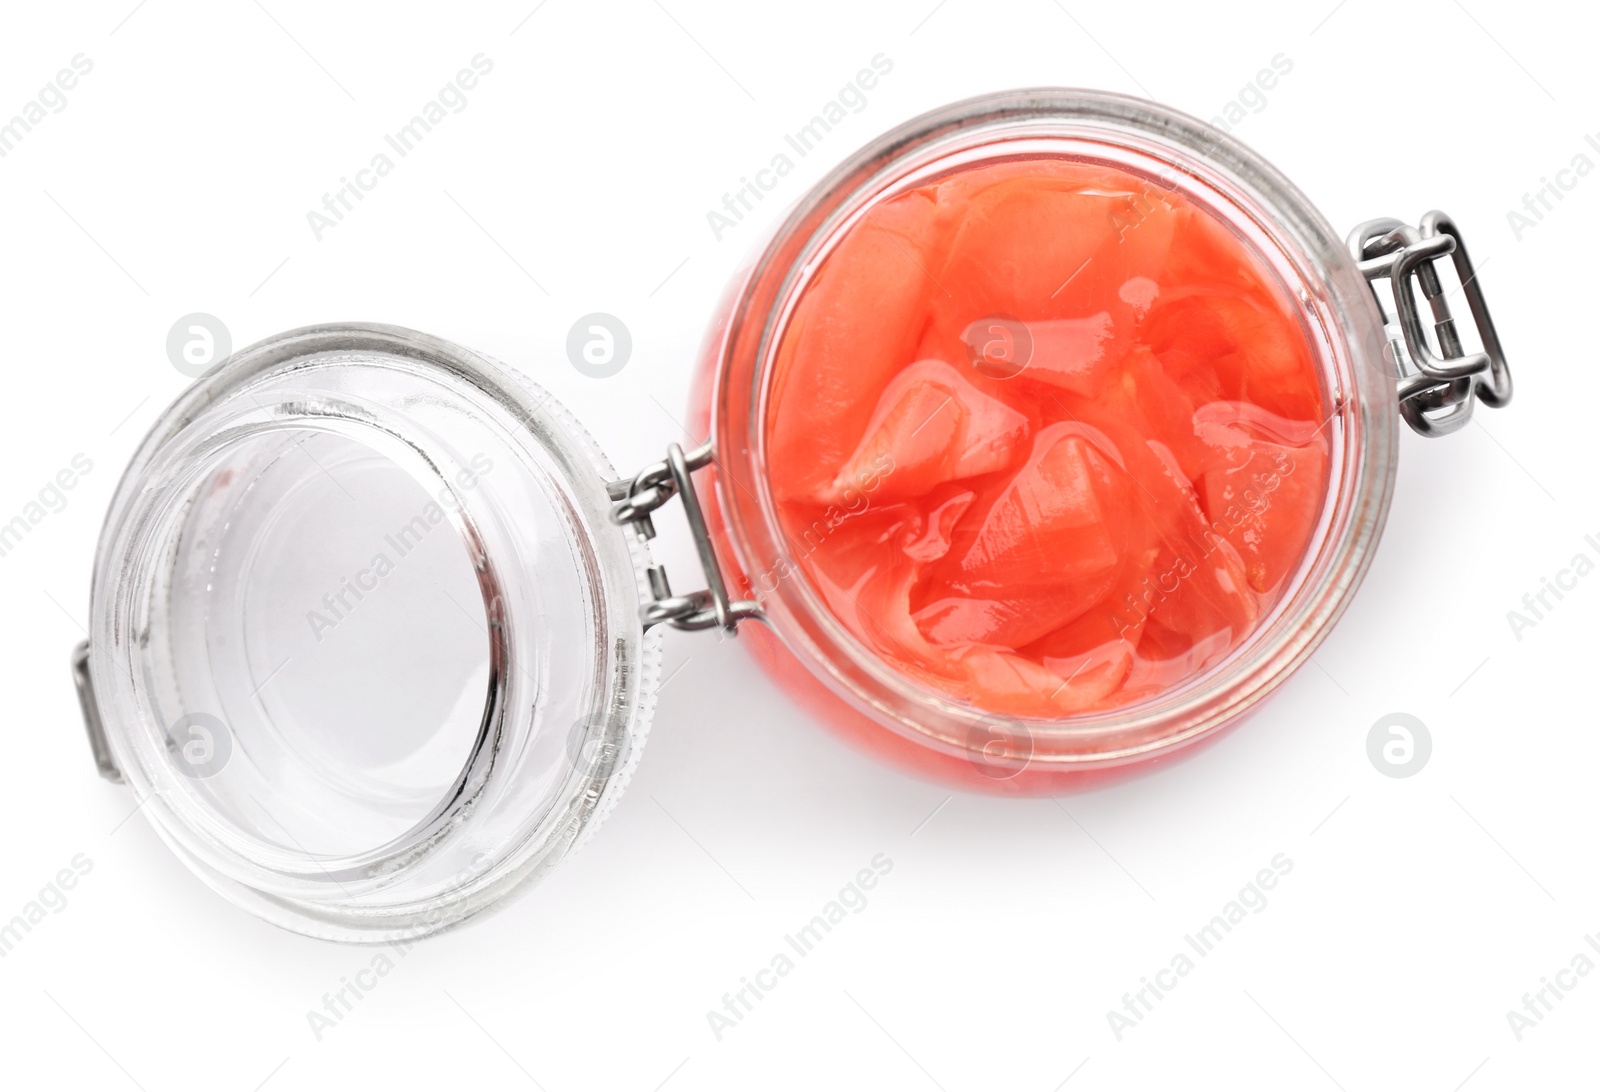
(71, 640, 122, 783)
(609, 441, 762, 633)
(1349, 210, 1512, 437)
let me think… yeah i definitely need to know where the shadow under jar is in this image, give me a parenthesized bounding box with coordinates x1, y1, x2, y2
(74, 89, 1510, 941)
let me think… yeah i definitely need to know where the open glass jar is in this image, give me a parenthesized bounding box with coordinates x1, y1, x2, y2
(74, 90, 1510, 940)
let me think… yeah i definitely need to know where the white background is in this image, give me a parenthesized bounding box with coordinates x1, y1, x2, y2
(1, 1, 1594, 1089)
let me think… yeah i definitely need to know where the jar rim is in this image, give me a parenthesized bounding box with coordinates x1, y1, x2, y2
(706, 88, 1399, 770)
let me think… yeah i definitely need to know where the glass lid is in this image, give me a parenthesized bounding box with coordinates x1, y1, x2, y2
(81, 323, 661, 942)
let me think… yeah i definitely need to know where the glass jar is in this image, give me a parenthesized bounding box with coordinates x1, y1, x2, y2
(73, 90, 1510, 940)
(681, 88, 1509, 792)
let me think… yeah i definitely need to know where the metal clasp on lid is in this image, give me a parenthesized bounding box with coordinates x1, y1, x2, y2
(609, 441, 762, 634)
(1349, 210, 1512, 437)
(71, 640, 122, 783)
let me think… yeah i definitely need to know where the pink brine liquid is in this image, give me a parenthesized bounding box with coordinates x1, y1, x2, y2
(764, 158, 1330, 718)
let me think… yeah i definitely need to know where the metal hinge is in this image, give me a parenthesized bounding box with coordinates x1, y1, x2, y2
(71, 640, 122, 783)
(1349, 210, 1512, 437)
(608, 441, 762, 633)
